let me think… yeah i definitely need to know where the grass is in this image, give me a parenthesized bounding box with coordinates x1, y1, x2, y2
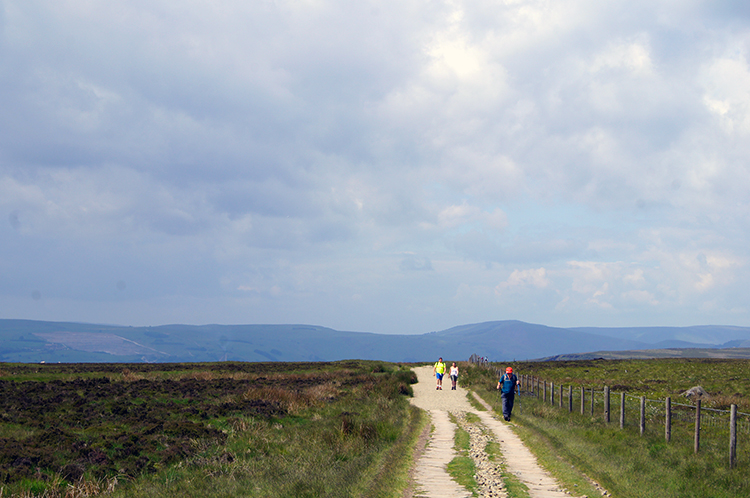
(512, 358, 750, 410)
(464, 412, 481, 424)
(446, 413, 478, 497)
(0, 423, 38, 440)
(466, 391, 486, 411)
(461, 360, 750, 498)
(0, 361, 421, 498)
(450, 407, 533, 498)
(484, 441, 528, 498)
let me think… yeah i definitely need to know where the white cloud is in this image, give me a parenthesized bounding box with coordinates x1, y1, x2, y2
(703, 54, 750, 134)
(621, 289, 658, 305)
(592, 39, 653, 74)
(623, 269, 645, 285)
(496, 268, 549, 291)
(432, 201, 508, 232)
(2, 0, 750, 333)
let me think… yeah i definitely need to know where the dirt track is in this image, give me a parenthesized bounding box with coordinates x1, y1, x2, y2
(408, 365, 572, 498)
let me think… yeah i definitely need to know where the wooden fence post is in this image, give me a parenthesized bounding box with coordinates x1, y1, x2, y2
(730, 404, 737, 468)
(604, 386, 610, 423)
(665, 397, 671, 443)
(694, 399, 701, 453)
(581, 386, 585, 415)
(581, 386, 586, 415)
(521, 382, 737, 462)
(568, 385, 573, 413)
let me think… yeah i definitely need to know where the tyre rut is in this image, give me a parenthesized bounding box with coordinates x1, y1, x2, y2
(408, 366, 572, 498)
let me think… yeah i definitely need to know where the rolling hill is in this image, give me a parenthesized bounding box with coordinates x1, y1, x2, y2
(3, 319, 750, 363)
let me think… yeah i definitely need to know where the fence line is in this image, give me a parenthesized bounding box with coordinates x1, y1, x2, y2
(522, 375, 750, 419)
(517, 373, 746, 467)
(468, 353, 491, 367)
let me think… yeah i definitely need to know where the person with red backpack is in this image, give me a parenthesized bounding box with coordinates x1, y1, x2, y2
(497, 366, 519, 421)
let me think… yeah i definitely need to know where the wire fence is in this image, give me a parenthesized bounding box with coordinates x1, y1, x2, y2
(518, 374, 746, 467)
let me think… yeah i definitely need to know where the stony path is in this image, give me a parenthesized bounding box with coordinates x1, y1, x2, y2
(412, 409, 473, 498)
(408, 366, 572, 498)
(453, 411, 507, 497)
(470, 393, 571, 498)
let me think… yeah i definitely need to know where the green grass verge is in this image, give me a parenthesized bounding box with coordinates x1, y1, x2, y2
(462, 362, 750, 498)
(446, 457, 477, 497)
(466, 391, 486, 411)
(485, 441, 529, 498)
(470, 385, 606, 498)
(361, 405, 428, 498)
(446, 413, 478, 497)
(464, 412, 481, 424)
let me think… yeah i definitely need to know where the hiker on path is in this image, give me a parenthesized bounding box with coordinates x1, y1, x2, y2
(450, 362, 459, 390)
(433, 357, 446, 390)
(497, 367, 519, 421)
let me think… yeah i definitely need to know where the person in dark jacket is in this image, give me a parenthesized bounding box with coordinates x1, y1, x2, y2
(497, 366, 519, 421)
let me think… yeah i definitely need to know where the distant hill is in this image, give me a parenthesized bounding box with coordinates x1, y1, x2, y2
(540, 347, 750, 361)
(568, 325, 750, 347)
(2, 319, 750, 363)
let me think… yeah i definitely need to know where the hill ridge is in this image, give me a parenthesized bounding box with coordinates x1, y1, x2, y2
(3, 319, 750, 363)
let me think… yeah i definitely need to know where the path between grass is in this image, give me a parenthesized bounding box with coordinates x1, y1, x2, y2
(408, 366, 571, 498)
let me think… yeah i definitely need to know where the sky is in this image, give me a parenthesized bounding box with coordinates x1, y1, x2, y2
(2, 0, 750, 335)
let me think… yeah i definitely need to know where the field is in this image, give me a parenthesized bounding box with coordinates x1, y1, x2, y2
(0, 361, 422, 498)
(462, 358, 750, 498)
(7, 356, 749, 497)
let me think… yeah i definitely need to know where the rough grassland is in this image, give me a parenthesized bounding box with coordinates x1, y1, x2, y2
(461, 359, 750, 498)
(0, 361, 421, 498)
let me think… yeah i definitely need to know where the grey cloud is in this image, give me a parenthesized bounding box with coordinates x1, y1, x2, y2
(1, 1, 750, 333)
(8, 210, 20, 230)
(449, 228, 587, 266)
(210, 178, 321, 219)
(400, 255, 433, 272)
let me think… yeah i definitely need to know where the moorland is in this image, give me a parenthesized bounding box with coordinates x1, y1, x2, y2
(462, 358, 750, 498)
(0, 361, 421, 497)
(2, 357, 750, 497)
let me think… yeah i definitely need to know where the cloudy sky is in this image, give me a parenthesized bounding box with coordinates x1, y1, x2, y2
(2, 0, 750, 334)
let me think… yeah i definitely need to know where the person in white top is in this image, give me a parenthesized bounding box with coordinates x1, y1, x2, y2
(449, 362, 459, 390)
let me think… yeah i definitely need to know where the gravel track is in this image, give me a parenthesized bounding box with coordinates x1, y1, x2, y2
(408, 365, 573, 498)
